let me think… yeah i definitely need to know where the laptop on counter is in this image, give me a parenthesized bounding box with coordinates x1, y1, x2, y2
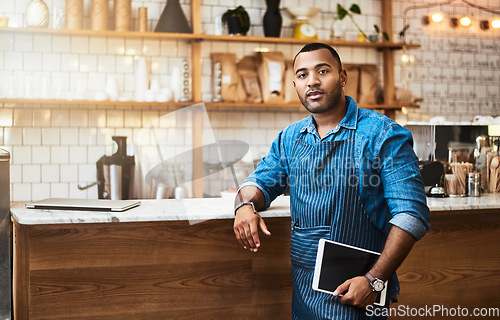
(26, 198, 141, 212)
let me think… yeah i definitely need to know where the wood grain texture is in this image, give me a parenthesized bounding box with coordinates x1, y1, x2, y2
(14, 212, 500, 319)
(13, 220, 30, 320)
(14, 218, 293, 319)
(390, 213, 500, 320)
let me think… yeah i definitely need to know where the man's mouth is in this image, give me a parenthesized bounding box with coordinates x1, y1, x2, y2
(306, 90, 324, 100)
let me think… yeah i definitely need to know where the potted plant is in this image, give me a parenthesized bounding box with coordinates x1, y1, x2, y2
(222, 6, 250, 36)
(337, 3, 367, 40)
(370, 24, 389, 42)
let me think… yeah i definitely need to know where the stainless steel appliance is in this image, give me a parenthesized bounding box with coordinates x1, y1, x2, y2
(79, 136, 135, 200)
(0, 149, 11, 319)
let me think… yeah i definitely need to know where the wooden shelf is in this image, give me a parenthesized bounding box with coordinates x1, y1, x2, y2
(0, 98, 194, 108)
(205, 101, 416, 110)
(0, 27, 199, 41)
(199, 34, 420, 49)
(0, 27, 420, 49)
(0, 98, 416, 112)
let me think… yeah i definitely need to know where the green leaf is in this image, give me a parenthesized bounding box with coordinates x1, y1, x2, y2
(374, 24, 380, 33)
(349, 4, 361, 15)
(383, 31, 389, 41)
(337, 4, 348, 20)
(239, 8, 250, 35)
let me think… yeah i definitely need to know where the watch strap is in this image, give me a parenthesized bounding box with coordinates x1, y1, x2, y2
(234, 201, 256, 215)
(364, 272, 376, 284)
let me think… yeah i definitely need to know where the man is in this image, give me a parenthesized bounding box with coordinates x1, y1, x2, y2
(233, 43, 430, 319)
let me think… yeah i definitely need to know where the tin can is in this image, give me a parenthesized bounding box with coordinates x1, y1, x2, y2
(466, 173, 481, 197)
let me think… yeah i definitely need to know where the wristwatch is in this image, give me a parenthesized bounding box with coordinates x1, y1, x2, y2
(234, 201, 257, 215)
(364, 272, 385, 292)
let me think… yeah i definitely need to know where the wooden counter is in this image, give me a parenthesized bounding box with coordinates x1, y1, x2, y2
(11, 196, 500, 319)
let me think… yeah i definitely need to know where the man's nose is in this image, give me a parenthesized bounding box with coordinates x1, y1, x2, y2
(307, 73, 320, 87)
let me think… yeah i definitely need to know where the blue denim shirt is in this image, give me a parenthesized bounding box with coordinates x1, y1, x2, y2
(242, 96, 430, 240)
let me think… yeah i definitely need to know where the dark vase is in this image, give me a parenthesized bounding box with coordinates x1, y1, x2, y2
(154, 0, 192, 33)
(263, 0, 282, 37)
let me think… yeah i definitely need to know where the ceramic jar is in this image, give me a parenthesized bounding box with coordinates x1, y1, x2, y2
(65, 0, 83, 29)
(26, 0, 50, 28)
(91, 0, 108, 30)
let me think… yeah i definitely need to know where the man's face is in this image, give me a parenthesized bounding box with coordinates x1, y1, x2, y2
(293, 48, 347, 114)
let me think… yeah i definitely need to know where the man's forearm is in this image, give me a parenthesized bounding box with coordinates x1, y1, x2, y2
(369, 225, 417, 281)
(234, 186, 266, 212)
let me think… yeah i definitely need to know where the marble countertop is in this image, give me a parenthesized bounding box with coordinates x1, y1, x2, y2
(426, 193, 500, 213)
(11, 193, 500, 225)
(10, 196, 292, 225)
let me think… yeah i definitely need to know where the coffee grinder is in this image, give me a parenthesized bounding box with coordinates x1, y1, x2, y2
(96, 136, 135, 200)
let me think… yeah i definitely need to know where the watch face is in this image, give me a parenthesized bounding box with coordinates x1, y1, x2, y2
(373, 280, 385, 292)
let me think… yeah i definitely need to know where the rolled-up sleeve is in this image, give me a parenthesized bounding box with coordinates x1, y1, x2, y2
(378, 124, 431, 240)
(389, 212, 429, 240)
(239, 129, 289, 209)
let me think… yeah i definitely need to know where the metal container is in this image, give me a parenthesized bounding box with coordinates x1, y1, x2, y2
(0, 149, 11, 319)
(466, 173, 481, 197)
(109, 164, 123, 200)
(97, 136, 134, 200)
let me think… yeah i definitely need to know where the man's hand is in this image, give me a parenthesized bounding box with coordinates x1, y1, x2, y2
(332, 276, 378, 309)
(233, 205, 271, 252)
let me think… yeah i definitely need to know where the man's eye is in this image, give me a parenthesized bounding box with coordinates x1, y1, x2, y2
(297, 73, 306, 78)
(318, 69, 328, 74)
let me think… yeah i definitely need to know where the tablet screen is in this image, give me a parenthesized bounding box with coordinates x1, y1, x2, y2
(312, 239, 387, 306)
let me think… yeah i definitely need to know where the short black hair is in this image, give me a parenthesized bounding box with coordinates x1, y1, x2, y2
(293, 42, 342, 71)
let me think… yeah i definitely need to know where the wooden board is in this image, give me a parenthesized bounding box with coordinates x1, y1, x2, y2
(390, 213, 500, 320)
(13, 211, 500, 319)
(13, 218, 292, 319)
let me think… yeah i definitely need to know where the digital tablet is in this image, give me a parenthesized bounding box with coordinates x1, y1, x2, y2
(312, 238, 387, 306)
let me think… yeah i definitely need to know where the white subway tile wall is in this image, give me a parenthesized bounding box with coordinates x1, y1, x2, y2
(1, 0, 499, 200)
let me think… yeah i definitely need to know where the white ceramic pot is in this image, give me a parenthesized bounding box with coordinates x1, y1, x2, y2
(26, 0, 50, 28)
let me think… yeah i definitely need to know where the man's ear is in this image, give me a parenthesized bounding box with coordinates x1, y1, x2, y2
(292, 79, 296, 88)
(340, 69, 347, 87)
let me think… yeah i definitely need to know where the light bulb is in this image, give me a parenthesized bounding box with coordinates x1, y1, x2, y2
(431, 12, 444, 23)
(491, 19, 500, 29)
(459, 16, 472, 27)
(401, 54, 409, 64)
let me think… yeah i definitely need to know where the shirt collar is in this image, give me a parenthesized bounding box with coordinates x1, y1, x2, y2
(299, 96, 359, 134)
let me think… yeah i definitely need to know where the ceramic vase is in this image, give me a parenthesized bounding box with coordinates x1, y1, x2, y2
(155, 0, 191, 33)
(226, 14, 243, 35)
(65, 0, 83, 30)
(26, 0, 50, 28)
(263, 0, 282, 37)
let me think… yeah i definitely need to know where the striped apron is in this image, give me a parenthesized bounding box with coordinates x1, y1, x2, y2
(289, 130, 392, 320)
